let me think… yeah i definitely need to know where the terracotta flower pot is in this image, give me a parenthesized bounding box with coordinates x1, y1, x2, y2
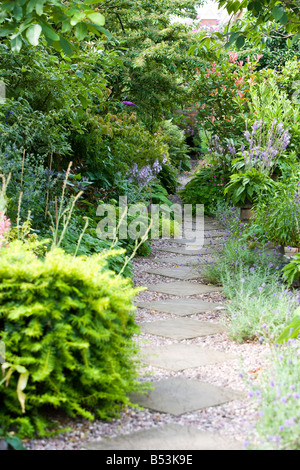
(284, 246, 300, 258)
(240, 203, 254, 222)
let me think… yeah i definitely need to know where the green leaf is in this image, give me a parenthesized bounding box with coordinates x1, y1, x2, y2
(74, 22, 88, 41)
(35, 0, 45, 16)
(86, 22, 113, 39)
(11, 34, 23, 52)
(70, 11, 86, 26)
(271, 6, 285, 21)
(279, 12, 288, 25)
(75, 70, 84, 78)
(13, 5, 24, 21)
(0, 26, 16, 37)
(6, 436, 27, 451)
(17, 371, 29, 413)
(40, 22, 60, 41)
(236, 35, 245, 49)
(26, 24, 42, 46)
(277, 314, 300, 343)
(187, 44, 197, 55)
(87, 12, 105, 26)
(61, 19, 72, 33)
(26, 0, 38, 14)
(59, 36, 73, 56)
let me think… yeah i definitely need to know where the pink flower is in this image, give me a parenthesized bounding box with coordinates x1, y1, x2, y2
(234, 76, 245, 87)
(229, 52, 238, 63)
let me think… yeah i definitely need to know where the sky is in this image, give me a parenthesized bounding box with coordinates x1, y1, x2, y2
(172, 1, 230, 25)
(196, 0, 229, 21)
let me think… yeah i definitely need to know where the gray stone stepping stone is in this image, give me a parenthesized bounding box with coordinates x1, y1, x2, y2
(156, 245, 220, 256)
(145, 266, 201, 280)
(184, 232, 227, 241)
(170, 237, 223, 246)
(136, 299, 224, 316)
(130, 377, 243, 415)
(82, 423, 243, 450)
(184, 225, 221, 232)
(154, 255, 201, 265)
(146, 281, 222, 296)
(141, 318, 225, 340)
(140, 343, 236, 371)
(205, 230, 228, 237)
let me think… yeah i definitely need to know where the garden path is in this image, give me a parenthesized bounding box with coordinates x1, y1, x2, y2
(27, 163, 269, 451)
(82, 164, 266, 451)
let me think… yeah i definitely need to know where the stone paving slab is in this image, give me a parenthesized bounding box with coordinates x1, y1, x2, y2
(156, 245, 220, 256)
(135, 299, 224, 316)
(139, 343, 236, 371)
(130, 378, 243, 416)
(140, 318, 226, 340)
(145, 266, 202, 280)
(170, 237, 224, 246)
(82, 424, 243, 450)
(153, 255, 201, 265)
(180, 225, 225, 231)
(146, 281, 222, 296)
(154, 255, 216, 266)
(184, 225, 221, 233)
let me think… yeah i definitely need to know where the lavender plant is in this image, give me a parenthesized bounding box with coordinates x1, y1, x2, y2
(127, 157, 166, 189)
(232, 119, 291, 175)
(207, 134, 239, 174)
(245, 339, 300, 450)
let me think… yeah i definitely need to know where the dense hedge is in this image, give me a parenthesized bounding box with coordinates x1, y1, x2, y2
(0, 243, 145, 437)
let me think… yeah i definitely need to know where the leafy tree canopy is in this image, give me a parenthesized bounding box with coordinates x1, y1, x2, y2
(101, 1, 205, 127)
(0, 0, 107, 54)
(219, 0, 300, 48)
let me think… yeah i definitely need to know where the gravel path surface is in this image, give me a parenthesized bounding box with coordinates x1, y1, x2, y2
(25, 165, 269, 451)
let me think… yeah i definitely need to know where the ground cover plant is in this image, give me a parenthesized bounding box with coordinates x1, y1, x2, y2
(198, 201, 300, 450)
(244, 338, 300, 450)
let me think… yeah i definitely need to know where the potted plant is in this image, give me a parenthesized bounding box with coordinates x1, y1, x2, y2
(224, 118, 291, 220)
(224, 168, 277, 220)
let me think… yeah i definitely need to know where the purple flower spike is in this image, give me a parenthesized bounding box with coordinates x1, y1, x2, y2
(122, 101, 137, 107)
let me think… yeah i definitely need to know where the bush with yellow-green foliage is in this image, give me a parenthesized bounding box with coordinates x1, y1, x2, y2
(0, 242, 146, 437)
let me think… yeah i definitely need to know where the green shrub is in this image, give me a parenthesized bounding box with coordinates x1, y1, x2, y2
(159, 119, 191, 171)
(156, 164, 178, 194)
(253, 180, 300, 249)
(0, 243, 145, 437)
(224, 169, 277, 207)
(78, 112, 169, 189)
(179, 165, 228, 215)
